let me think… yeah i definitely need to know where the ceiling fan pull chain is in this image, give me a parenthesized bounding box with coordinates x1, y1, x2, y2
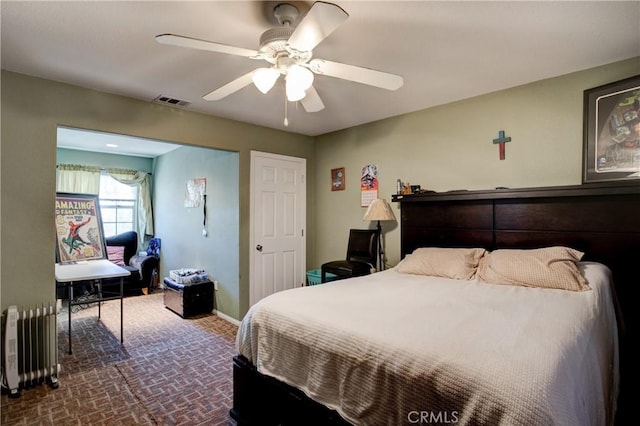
(284, 93, 289, 127)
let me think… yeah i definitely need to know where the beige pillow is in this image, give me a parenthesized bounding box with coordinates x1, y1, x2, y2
(478, 246, 588, 291)
(396, 247, 486, 280)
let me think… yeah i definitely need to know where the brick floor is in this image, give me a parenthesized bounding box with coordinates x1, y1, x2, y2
(1, 292, 238, 425)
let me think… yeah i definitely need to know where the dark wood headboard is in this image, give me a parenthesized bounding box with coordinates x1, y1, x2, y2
(392, 181, 639, 421)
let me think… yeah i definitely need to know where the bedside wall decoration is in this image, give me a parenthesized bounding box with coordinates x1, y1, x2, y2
(492, 130, 511, 160)
(360, 164, 379, 207)
(583, 74, 640, 183)
(331, 167, 345, 191)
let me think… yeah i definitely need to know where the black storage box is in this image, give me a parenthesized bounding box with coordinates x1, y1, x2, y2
(163, 277, 214, 318)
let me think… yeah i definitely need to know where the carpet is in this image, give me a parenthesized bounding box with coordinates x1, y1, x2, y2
(1, 292, 238, 425)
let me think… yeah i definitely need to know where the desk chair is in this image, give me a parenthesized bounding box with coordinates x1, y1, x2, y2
(321, 229, 379, 283)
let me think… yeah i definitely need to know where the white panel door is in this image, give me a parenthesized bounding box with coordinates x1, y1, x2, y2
(250, 151, 306, 306)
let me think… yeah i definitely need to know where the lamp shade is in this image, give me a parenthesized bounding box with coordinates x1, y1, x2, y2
(252, 67, 280, 94)
(363, 198, 396, 222)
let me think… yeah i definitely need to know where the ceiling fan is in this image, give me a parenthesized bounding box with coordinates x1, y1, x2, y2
(156, 1, 403, 114)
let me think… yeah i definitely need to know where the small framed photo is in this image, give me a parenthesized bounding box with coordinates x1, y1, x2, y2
(583, 75, 640, 183)
(331, 167, 345, 191)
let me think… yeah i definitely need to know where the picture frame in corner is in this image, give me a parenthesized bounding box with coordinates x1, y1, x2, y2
(331, 167, 345, 191)
(582, 74, 640, 183)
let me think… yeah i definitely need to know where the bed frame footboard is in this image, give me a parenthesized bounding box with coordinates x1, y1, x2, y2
(230, 355, 351, 426)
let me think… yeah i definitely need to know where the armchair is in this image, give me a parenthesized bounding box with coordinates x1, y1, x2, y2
(105, 231, 159, 293)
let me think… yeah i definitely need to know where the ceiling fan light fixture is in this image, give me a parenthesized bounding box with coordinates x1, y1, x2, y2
(287, 65, 314, 91)
(286, 87, 306, 102)
(158, 2, 403, 115)
(252, 67, 280, 94)
(285, 65, 313, 101)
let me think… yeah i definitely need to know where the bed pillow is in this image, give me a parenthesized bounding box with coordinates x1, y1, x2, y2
(396, 247, 486, 280)
(477, 246, 588, 291)
(106, 246, 126, 266)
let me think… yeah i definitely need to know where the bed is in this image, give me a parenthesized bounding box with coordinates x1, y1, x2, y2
(231, 182, 639, 426)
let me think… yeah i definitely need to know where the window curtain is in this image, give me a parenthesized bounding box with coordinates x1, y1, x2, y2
(56, 164, 101, 194)
(106, 168, 154, 247)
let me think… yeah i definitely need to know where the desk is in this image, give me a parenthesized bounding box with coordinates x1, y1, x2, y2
(55, 260, 130, 354)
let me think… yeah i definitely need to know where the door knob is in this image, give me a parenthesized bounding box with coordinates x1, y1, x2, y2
(256, 244, 263, 252)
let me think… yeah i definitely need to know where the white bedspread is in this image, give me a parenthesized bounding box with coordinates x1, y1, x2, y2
(236, 262, 619, 425)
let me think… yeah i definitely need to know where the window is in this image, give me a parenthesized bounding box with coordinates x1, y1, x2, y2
(99, 174, 137, 237)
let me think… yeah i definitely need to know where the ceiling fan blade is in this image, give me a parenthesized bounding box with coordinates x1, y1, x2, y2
(300, 86, 325, 112)
(203, 71, 256, 101)
(287, 2, 348, 53)
(156, 34, 259, 58)
(309, 59, 404, 91)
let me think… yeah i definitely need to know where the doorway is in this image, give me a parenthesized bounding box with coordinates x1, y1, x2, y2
(56, 127, 240, 317)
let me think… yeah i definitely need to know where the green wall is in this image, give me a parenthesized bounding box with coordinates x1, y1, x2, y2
(313, 57, 640, 271)
(153, 146, 240, 319)
(2, 58, 638, 321)
(0, 70, 315, 320)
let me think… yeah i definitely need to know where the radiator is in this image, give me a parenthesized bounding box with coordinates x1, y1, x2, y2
(2, 304, 61, 398)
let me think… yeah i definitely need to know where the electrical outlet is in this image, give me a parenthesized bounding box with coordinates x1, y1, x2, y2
(213, 280, 219, 291)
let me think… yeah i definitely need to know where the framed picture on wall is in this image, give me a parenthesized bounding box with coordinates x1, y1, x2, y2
(360, 164, 378, 207)
(583, 74, 640, 183)
(55, 192, 107, 263)
(331, 167, 345, 191)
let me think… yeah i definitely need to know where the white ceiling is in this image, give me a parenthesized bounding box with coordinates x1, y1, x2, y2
(2, 1, 639, 143)
(57, 126, 182, 158)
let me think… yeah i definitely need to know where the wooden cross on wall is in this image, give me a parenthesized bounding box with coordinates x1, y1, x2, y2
(492, 130, 511, 160)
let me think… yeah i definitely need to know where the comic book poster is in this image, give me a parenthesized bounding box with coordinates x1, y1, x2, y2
(55, 193, 106, 263)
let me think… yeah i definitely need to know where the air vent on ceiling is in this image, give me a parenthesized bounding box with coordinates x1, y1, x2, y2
(153, 95, 191, 108)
